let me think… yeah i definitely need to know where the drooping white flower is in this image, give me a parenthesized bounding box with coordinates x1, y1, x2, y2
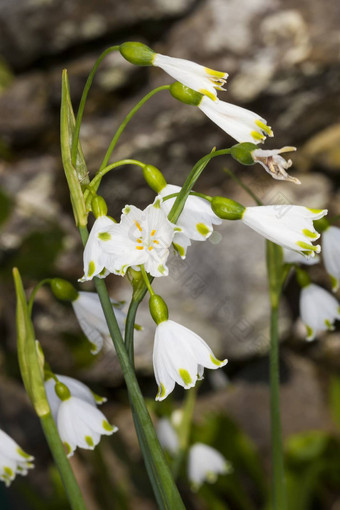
(158, 184, 222, 258)
(153, 54, 228, 101)
(188, 443, 232, 489)
(283, 248, 320, 266)
(81, 215, 116, 281)
(322, 226, 340, 292)
(72, 291, 125, 354)
(198, 96, 273, 144)
(45, 374, 106, 422)
(57, 396, 117, 457)
(241, 206, 327, 257)
(156, 418, 179, 455)
(153, 319, 228, 401)
(300, 283, 340, 340)
(251, 146, 300, 184)
(101, 201, 177, 277)
(0, 429, 34, 487)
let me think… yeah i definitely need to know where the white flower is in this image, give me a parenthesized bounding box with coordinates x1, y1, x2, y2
(198, 96, 273, 144)
(153, 319, 228, 401)
(156, 418, 179, 455)
(322, 226, 340, 292)
(0, 429, 34, 487)
(241, 206, 327, 257)
(72, 291, 125, 354)
(57, 396, 118, 457)
(158, 184, 222, 258)
(81, 215, 116, 281)
(283, 248, 320, 266)
(251, 146, 300, 184)
(188, 443, 232, 489)
(153, 53, 228, 101)
(45, 374, 106, 422)
(300, 283, 340, 340)
(101, 201, 176, 277)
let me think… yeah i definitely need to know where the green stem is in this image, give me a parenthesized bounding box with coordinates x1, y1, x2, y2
(266, 241, 286, 510)
(140, 265, 155, 296)
(222, 167, 262, 205)
(162, 191, 212, 203)
(71, 46, 120, 166)
(79, 226, 184, 509)
(99, 85, 171, 171)
(28, 279, 52, 316)
(40, 414, 86, 510)
(168, 148, 231, 223)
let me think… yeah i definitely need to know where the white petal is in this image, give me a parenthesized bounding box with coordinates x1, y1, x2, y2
(156, 418, 179, 455)
(188, 443, 231, 487)
(322, 226, 340, 291)
(82, 216, 116, 280)
(300, 283, 340, 340)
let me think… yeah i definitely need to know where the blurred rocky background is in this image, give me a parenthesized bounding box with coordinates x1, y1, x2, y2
(0, 0, 340, 508)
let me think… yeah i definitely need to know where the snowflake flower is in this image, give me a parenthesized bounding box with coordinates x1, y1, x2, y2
(0, 429, 34, 487)
(300, 283, 340, 340)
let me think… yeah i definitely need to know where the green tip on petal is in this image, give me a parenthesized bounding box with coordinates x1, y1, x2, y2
(307, 208, 325, 214)
(17, 447, 31, 459)
(156, 383, 166, 400)
(255, 119, 273, 136)
(324, 319, 334, 331)
(196, 223, 210, 236)
(85, 435, 94, 447)
(199, 88, 217, 101)
(157, 264, 166, 275)
(88, 261, 96, 278)
(302, 228, 318, 239)
(296, 241, 317, 252)
(124, 206, 131, 214)
(173, 242, 185, 258)
(4, 467, 13, 477)
(153, 199, 161, 209)
(64, 442, 72, 456)
(330, 275, 339, 292)
(210, 354, 222, 366)
(102, 420, 115, 432)
(98, 232, 111, 241)
(179, 368, 193, 387)
(306, 325, 314, 340)
(251, 130, 266, 142)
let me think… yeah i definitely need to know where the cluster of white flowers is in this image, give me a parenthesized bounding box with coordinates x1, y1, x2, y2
(45, 374, 117, 457)
(0, 429, 34, 486)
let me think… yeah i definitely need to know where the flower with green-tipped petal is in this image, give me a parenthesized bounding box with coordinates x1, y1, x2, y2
(322, 225, 340, 292)
(241, 205, 327, 257)
(300, 283, 340, 341)
(188, 443, 232, 490)
(158, 184, 222, 258)
(156, 418, 179, 455)
(0, 429, 34, 487)
(198, 96, 273, 144)
(81, 216, 115, 281)
(153, 319, 227, 401)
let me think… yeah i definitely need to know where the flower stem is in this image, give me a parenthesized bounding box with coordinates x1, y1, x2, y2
(140, 265, 155, 296)
(222, 167, 263, 205)
(40, 413, 86, 510)
(71, 46, 120, 166)
(266, 241, 286, 510)
(28, 278, 52, 316)
(98, 85, 171, 171)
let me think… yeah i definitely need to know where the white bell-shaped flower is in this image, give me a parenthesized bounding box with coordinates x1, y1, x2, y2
(198, 96, 273, 144)
(300, 283, 340, 340)
(242, 206, 327, 257)
(251, 146, 300, 184)
(283, 248, 320, 266)
(0, 429, 34, 487)
(45, 374, 106, 422)
(159, 184, 222, 258)
(156, 418, 179, 455)
(57, 395, 117, 457)
(81, 215, 116, 281)
(153, 319, 228, 401)
(153, 54, 228, 101)
(188, 443, 232, 489)
(322, 226, 340, 292)
(101, 201, 176, 277)
(72, 291, 125, 354)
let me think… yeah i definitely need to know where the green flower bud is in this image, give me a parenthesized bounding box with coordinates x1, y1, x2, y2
(50, 278, 78, 302)
(92, 195, 108, 218)
(55, 382, 71, 401)
(170, 82, 203, 106)
(211, 196, 246, 220)
(143, 164, 167, 193)
(119, 42, 155, 66)
(314, 217, 330, 233)
(231, 142, 258, 166)
(149, 294, 169, 325)
(296, 267, 311, 288)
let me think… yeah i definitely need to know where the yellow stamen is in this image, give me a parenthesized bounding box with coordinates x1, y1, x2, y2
(151, 229, 156, 236)
(135, 221, 142, 232)
(149, 246, 153, 251)
(137, 238, 142, 243)
(136, 246, 144, 250)
(153, 240, 159, 245)
(255, 119, 273, 136)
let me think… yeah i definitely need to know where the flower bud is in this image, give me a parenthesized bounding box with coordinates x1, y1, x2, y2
(211, 197, 245, 220)
(50, 278, 78, 302)
(91, 195, 108, 218)
(119, 42, 155, 66)
(55, 382, 71, 401)
(143, 164, 167, 193)
(231, 143, 258, 166)
(170, 82, 203, 106)
(149, 294, 169, 325)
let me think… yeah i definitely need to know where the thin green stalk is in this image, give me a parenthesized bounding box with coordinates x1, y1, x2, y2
(78, 226, 184, 510)
(28, 278, 52, 316)
(98, 85, 171, 171)
(222, 167, 262, 205)
(71, 46, 120, 166)
(266, 241, 286, 510)
(40, 414, 86, 510)
(140, 265, 155, 296)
